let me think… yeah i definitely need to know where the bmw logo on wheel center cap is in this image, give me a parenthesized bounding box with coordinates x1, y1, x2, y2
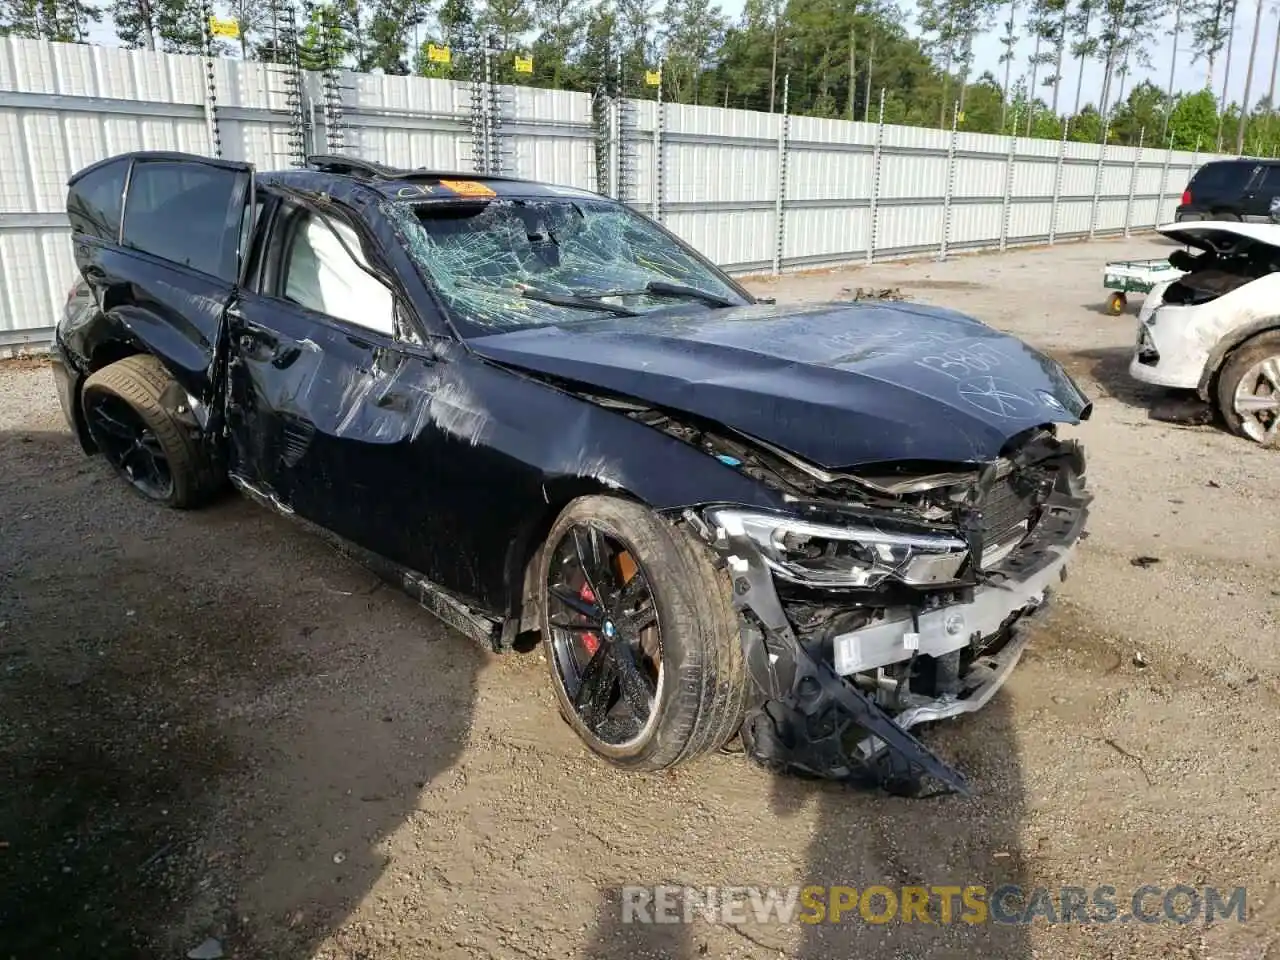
(603, 621, 616, 638)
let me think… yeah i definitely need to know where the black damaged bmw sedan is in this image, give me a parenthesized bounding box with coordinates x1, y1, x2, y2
(51, 151, 1092, 795)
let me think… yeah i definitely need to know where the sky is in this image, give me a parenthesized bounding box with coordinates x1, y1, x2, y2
(716, 0, 1280, 114)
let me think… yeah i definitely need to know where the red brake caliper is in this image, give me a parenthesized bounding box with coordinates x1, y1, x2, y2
(579, 583, 600, 655)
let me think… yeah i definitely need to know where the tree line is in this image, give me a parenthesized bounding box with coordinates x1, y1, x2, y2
(2, 0, 1278, 152)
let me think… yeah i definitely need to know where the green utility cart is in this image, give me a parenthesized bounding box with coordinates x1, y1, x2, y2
(1101, 257, 1186, 315)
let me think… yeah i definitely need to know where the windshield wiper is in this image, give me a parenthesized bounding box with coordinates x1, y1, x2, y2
(645, 280, 736, 307)
(519, 287, 640, 317)
(592, 280, 736, 308)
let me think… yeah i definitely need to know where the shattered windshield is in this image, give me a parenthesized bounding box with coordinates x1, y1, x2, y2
(390, 197, 747, 333)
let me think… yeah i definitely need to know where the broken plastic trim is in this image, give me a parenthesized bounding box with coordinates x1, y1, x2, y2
(689, 508, 973, 795)
(745, 434, 980, 496)
(681, 458, 1090, 797)
(231, 475, 503, 650)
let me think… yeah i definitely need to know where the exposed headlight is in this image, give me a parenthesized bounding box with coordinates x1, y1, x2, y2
(704, 507, 969, 588)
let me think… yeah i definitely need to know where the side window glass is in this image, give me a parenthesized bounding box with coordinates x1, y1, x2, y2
(66, 160, 127, 242)
(121, 161, 246, 282)
(282, 211, 396, 336)
(1258, 166, 1280, 193)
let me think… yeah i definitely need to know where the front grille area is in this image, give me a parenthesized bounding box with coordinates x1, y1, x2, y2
(977, 465, 1042, 563)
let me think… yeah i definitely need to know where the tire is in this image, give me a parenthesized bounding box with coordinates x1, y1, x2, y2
(1212, 211, 1241, 221)
(1215, 331, 1280, 447)
(536, 495, 748, 772)
(81, 354, 223, 508)
(1106, 292, 1127, 316)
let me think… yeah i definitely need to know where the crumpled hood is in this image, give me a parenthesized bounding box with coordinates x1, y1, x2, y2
(466, 300, 1091, 468)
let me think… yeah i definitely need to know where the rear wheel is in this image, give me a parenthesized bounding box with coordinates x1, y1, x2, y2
(537, 496, 748, 772)
(81, 355, 223, 508)
(1216, 332, 1280, 446)
(1106, 291, 1127, 316)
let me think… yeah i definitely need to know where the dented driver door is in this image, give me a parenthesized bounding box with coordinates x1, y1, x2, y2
(225, 199, 449, 571)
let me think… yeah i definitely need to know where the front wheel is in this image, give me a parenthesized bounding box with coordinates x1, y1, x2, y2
(1216, 332, 1280, 446)
(537, 496, 748, 772)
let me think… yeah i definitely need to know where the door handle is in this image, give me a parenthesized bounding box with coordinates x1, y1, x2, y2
(238, 327, 278, 352)
(270, 344, 301, 368)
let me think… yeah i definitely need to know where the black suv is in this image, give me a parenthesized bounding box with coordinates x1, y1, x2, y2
(1175, 157, 1280, 222)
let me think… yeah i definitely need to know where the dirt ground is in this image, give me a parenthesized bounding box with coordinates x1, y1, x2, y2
(2, 236, 1279, 960)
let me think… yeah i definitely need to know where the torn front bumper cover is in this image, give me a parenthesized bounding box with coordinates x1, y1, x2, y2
(702, 490, 1089, 796)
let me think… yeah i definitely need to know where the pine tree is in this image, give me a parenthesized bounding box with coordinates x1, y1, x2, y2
(362, 0, 429, 73)
(1190, 0, 1236, 87)
(155, 0, 210, 54)
(225, 0, 267, 57)
(299, 1, 348, 69)
(659, 0, 728, 104)
(998, 0, 1019, 129)
(1025, 0, 1067, 120)
(532, 0, 586, 87)
(2, 0, 99, 40)
(112, 0, 157, 48)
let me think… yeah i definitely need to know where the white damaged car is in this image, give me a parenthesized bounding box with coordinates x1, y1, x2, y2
(1131, 220, 1280, 445)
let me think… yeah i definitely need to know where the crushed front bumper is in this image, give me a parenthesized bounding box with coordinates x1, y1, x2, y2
(702, 487, 1090, 796)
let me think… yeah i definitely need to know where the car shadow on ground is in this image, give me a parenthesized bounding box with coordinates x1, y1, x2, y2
(1050, 344, 1222, 429)
(0, 428, 484, 957)
(579, 697, 1031, 959)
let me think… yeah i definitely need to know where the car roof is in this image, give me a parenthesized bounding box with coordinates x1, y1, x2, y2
(281, 154, 606, 203)
(66, 151, 608, 204)
(1197, 156, 1280, 168)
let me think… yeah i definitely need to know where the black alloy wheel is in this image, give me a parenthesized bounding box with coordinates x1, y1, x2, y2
(85, 392, 175, 500)
(545, 522, 663, 750)
(80, 353, 224, 509)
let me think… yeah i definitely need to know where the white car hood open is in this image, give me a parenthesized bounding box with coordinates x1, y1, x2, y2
(1156, 219, 1280, 253)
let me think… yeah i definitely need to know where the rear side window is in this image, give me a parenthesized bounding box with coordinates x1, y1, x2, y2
(1256, 165, 1280, 193)
(66, 160, 127, 242)
(1189, 162, 1253, 193)
(121, 160, 247, 282)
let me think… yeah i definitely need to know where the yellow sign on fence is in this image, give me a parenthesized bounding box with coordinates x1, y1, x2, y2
(427, 43, 451, 64)
(514, 55, 534, 73)
(208, 15, 240, 39)
(644, 70, 661, 86)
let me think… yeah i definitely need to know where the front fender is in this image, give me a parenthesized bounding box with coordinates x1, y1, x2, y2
(435, 352, 789, 624)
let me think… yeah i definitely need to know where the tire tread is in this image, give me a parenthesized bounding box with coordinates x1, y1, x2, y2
(82, 354, 223, 508)
(538, 496, 748, 773)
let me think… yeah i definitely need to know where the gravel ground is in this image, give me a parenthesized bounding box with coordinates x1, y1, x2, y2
(2, 236, 1279, 960)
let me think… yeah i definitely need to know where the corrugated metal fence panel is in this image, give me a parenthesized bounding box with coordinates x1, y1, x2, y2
(341, 75, 468, 172)
(661, 102, 778, 270)
(507, 85, 594, 189)
(0, 38, 1248, 344)
(781, 115, 875, 265)
(664, 102, 778, 203)
(1, 38, 209, 338)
